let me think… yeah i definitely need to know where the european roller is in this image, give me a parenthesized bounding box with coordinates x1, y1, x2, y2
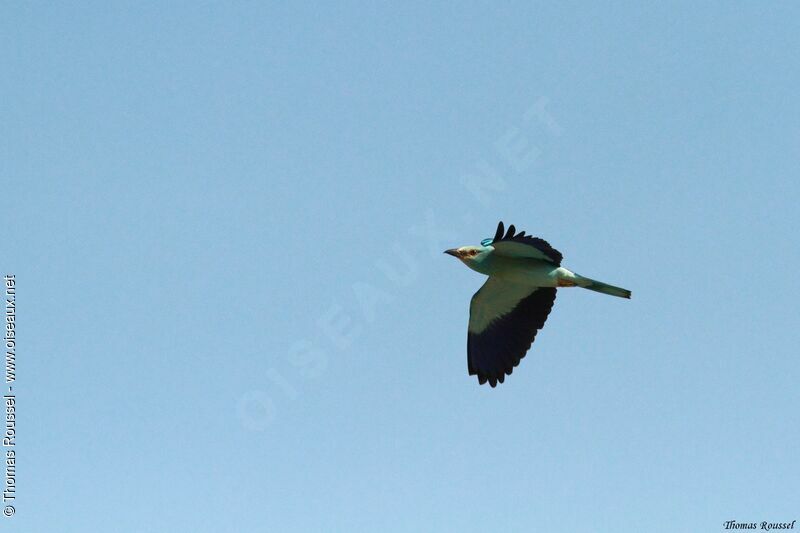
(445, 221, 631, 387)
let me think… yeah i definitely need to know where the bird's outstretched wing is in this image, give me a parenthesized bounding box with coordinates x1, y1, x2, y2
(483, 221, 562, 265)
(468, 277, 557, 387)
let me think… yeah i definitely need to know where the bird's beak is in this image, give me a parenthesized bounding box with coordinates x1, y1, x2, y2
(443, 249, 460, 257)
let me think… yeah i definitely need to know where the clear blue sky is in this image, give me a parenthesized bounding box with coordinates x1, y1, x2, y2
(4, 2, 800, 532)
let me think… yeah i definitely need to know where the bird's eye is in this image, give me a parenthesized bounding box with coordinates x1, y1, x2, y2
(470, 250, 478, 256)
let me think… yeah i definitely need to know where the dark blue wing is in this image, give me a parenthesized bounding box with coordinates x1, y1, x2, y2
(485, 221, 563, 265)
(468, 278, 557, 387)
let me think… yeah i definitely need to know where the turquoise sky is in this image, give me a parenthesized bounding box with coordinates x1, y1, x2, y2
(4, 2, 800, 532)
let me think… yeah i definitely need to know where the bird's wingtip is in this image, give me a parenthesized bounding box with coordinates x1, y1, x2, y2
(493, 221, 505, 241)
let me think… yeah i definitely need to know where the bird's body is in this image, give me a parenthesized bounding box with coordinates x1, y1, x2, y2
(464, 253, 568, 286)
(445, 221, 630, 387)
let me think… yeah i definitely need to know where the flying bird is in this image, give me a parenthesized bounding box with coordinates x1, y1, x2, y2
(445, 221, 631, 387)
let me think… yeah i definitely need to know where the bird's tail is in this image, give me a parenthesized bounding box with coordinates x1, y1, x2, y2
(573, 274, 631, 299)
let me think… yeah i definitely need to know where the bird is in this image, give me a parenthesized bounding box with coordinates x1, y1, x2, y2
(445, 221, 630, 387)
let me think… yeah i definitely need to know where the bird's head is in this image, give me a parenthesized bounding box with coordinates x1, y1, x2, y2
(443, 245, 492, 265)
